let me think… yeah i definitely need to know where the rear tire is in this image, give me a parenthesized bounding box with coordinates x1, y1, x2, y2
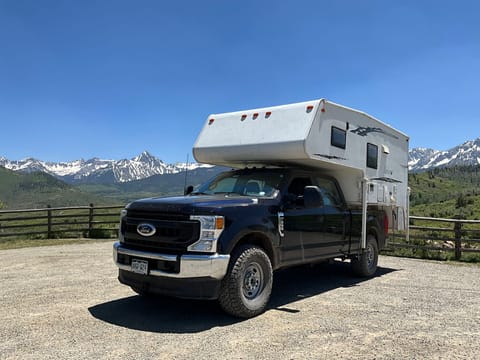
(219, 245, 273, 318)
(351, 234, 378, 277)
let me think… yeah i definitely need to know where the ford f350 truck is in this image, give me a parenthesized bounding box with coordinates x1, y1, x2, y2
(113, 99, 409, 318)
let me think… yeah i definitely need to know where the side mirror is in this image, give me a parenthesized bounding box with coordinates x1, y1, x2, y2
(184, 185, 194, 195)
(304, 186, 324, 208)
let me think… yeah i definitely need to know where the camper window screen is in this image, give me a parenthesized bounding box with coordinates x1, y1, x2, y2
(331, 126, 346, 149)
(367, 143, 378, 169)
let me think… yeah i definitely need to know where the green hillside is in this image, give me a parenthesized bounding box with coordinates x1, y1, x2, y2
(0, 167, 115, 210)
(77, 166, 227, 203)
(409, 166, 480, 219)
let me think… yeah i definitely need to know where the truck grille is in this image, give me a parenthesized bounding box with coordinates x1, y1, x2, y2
(122, 211, 199, 253)
(126, 210, 190, 222)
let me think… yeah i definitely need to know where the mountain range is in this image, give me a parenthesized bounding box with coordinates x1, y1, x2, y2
(1, 138, 480, 184)
(408, 137, 480, 171)
(0, 151, 212, 184)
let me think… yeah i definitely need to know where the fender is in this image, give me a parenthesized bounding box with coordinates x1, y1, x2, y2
(366, 211, 387, 249)
(217, 213, 281, 269)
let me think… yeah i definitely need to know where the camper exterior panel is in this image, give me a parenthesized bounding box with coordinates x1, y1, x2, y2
(193, 100, 320, 164)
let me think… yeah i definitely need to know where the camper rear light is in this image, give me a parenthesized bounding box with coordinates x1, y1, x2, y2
(265, 111, 272, 118)
(253, 113, 259, 119)
(306, 105, 314, 113)
(241, 114, 247, 121)
(208, 118, 215, 125)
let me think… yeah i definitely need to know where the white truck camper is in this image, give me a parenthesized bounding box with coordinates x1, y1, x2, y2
(194, 99, 410, 247)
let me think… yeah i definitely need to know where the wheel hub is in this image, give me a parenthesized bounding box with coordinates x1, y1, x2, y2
(242, 262, 263, 299)
(367, 245, 373, 263)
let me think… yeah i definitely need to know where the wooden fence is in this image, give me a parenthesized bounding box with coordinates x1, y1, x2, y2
(1, 206, 480, 260)
(387, 215, 480, 260)
(0, 204, 124, 239)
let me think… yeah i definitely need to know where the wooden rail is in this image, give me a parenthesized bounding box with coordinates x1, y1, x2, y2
(388, 216, 480, 260)
(0, 204, 125, 239)
(1, 206, 480, 260)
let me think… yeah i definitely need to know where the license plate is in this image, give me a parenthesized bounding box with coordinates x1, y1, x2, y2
(131, 259, 148, 275)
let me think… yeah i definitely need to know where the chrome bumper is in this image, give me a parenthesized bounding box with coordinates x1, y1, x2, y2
(113, 242, 230, 280)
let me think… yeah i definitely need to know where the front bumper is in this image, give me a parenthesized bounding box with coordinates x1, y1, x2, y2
(113, 242, 230, 279)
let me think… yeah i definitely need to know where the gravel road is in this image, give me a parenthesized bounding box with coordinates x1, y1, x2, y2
(1, 241, 479, 360)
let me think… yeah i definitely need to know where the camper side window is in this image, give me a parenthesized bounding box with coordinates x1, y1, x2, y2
(331, 126, 346, 149)
(367, 143, 378, 169)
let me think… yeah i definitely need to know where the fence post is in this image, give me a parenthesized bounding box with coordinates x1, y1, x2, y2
(454, 221, 462, 261)
(47, 205, 52, 239)
(88, 203, 94, 238)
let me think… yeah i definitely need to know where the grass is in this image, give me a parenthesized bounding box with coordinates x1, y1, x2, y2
(381, 248, 480, 265)
(0, 237, 114, 250)
(383, 224, 480, 264)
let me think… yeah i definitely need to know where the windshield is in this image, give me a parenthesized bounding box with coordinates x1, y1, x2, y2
(194, 170, 285, 197)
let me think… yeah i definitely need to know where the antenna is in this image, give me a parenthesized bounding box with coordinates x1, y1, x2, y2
(183, 153, 189, 195)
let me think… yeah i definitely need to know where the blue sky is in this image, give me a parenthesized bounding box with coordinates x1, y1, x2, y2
(1, 0, 479, 163)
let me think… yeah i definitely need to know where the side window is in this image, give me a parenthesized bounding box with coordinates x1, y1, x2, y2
(331, 126, 346, 149)
(288, 177, 312, 196)
(314, 177, 343, 207)
(367, 143, 378, 169)
(287, 177, 312, 207)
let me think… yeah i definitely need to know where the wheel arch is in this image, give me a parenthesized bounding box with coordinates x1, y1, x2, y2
(367, 215, 386, 249)
(231, 232, 278, 270)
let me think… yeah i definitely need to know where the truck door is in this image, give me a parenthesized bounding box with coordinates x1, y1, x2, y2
(282, 176, 347, 263)
(304, 176, 348, 259)
(281, 177, 312, 265)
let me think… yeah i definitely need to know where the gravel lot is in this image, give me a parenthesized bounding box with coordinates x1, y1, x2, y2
(1, 241, 479, 360)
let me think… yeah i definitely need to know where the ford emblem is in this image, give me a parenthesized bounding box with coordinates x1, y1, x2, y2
(137, 223, 156, 237)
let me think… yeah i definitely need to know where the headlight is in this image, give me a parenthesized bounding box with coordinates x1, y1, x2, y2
(119, 209, 128, 243)
(188, 215, 225, 253)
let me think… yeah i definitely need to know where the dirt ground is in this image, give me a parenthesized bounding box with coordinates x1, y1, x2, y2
(1, 241, 479, 359)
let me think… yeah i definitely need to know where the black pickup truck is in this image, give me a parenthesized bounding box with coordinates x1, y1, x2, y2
(113, 167, 387, 318)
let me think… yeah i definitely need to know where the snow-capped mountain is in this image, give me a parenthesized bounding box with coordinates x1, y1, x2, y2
(409, 138, 480, 171)
(3, 139, 480, 181)
(0, 151, 212, 183)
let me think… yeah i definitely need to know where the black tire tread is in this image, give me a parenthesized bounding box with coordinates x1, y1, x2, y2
(219, 245, 272, 318)
(351, 234, 379, 277)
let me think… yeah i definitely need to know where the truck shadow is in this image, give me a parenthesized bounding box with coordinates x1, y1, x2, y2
(88, 261, 398, 333)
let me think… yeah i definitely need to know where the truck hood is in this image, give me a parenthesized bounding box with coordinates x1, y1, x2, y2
(126, 195, 265, 214)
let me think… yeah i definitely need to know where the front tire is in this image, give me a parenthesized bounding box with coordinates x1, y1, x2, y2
(351, 234, 379, 277)
(219, 245, 273, 318)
